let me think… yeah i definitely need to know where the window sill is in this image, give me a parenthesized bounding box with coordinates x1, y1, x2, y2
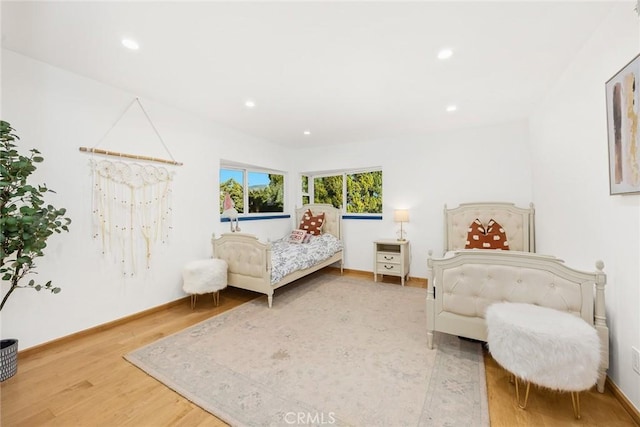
(221, 214, 291, 222)
(342, 215, 383, 220)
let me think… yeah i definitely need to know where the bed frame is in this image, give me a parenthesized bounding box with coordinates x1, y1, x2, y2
(426, 202, 609, 392)
(212, 204, 343, 308)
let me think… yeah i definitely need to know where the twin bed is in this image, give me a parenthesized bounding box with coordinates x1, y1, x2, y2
(212, 204, 343, 308)
(426, 202, 609, 392)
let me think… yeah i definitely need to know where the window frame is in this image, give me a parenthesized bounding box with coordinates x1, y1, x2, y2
(220, 163, 288, 221)
(301, 167, 382, 219)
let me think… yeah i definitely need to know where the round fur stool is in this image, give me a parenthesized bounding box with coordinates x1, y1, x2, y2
(182, 259, 228, 308)
(486, 302, 600, 419)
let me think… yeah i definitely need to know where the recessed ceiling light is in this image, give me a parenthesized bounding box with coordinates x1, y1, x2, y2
(245, 100, 256, 108)
(446, 105, 457, 112)
(303, 130, 311, 136)
(121, 38, 139, 50)
(437, 48, 453, 60)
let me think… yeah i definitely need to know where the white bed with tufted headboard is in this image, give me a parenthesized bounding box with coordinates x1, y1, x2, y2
(212, 204, 343, 308)
(426, 202, 609, 392)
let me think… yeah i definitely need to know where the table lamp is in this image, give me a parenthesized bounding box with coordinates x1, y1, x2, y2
(393, 209, 409, 241)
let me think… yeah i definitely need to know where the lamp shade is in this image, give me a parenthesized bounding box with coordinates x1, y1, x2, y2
(393, 209, 409, 222)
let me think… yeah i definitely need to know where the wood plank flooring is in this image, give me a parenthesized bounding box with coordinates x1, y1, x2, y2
(1, 271, 637, 426)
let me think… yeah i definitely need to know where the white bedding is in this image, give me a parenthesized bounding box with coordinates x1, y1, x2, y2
(270, 233, 343, 284)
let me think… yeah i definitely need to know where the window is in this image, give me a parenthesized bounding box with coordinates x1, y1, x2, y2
(301, 175, 310, 205)
(314, 175, 343, 208)
(303, 168, 382, 215)
(220, 165, 285, 216)
(346, 170, 382, 214)
(220, 168, 244, 214)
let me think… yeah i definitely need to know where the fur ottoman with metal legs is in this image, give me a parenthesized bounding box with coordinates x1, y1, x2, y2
(486, 302, 601, 419)
(182, 259, 228, 308)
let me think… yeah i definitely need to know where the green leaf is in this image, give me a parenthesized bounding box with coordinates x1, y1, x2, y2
(17, 256, 31, 265)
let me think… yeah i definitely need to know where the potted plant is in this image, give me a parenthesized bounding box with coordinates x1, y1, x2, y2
(0, 120, 71, 381)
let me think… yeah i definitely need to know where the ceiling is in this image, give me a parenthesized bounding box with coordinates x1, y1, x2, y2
(1, 1, 617, 148)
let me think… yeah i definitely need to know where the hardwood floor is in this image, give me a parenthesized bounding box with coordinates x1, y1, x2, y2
(1, 272, 637, 426)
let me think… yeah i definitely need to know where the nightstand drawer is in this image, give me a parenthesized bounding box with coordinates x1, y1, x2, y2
(376, 263, 401, 275)
(376, 252, 400, 264)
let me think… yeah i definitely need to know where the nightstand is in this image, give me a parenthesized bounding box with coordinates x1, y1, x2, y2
(373, 239, 410, 286)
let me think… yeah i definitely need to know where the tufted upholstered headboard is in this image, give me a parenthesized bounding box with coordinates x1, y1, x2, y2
(295, 203, 342, 240)
(444, 202, 535, 252)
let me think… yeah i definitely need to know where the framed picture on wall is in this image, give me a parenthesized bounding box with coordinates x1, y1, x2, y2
(606, 53, 640, 195)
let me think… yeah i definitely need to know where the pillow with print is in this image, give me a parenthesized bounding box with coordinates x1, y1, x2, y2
(465, 218, 486, 249)
(289, 229, 307, 244)
(485, 219, 509, 250)
(464, 218, 510, 250)
(299, 209, 325, 236)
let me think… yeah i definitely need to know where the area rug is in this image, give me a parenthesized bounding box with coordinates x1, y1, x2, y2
(125, 274, 489, 426)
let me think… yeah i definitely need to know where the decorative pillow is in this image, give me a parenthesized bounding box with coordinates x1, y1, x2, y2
(465, 218, 486, 249)
(464, 218, 510, 250)
(289, 229, 307, 244)
(299, 209, 325, 236)
(302, 233, 313, 244)
(485, 219, 509, 250)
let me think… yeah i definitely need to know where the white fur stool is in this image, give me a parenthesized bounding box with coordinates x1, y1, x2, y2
(486, 302, 600, 419)
(182, 259, 228, 308)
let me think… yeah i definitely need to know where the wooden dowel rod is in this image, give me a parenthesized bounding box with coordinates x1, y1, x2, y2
(78, 147, 183, 166)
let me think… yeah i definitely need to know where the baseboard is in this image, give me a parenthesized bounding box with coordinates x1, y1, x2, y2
(606, 377, 640, 425)
(17, 296, 191, 358)
(325, 266, 427, 287)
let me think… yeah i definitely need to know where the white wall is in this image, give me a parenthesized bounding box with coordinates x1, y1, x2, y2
(293, 120, 533, 279)
(0, 50, 293, 349)
(0, 48, 534, 350)
(529, 4, 640, 409)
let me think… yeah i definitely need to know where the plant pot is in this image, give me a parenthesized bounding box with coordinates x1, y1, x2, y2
(0, 339, 18, 381)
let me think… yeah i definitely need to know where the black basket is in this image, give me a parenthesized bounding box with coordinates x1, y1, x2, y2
(0, 339, 18, 381)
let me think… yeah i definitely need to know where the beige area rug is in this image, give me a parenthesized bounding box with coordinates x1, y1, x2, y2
(125, 274, 489, 426)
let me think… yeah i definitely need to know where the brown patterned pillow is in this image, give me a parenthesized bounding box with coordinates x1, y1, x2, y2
(299, 209, 325, 235)
(464, 218, 509, 250)
(465, 218, 486, 249)
(485, 219, 509, 250)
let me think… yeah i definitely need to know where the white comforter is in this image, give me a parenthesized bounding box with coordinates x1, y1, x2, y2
(270, 233, 342, 284)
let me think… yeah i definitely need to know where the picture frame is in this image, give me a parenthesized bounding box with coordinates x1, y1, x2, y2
(606, 53, 640, 195)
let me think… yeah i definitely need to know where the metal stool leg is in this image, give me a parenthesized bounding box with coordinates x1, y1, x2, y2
(515, 377, 531, 409)
(571, 391, 581, 419)
(213, 291, 220, 306)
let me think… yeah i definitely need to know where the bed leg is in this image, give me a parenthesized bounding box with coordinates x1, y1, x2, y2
(596, 369, 606, 393)
(427, 331, 434, 349)
(267, 294, 273, 308)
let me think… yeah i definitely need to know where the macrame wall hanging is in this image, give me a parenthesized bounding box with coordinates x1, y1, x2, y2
(79, 98, 182, 276)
